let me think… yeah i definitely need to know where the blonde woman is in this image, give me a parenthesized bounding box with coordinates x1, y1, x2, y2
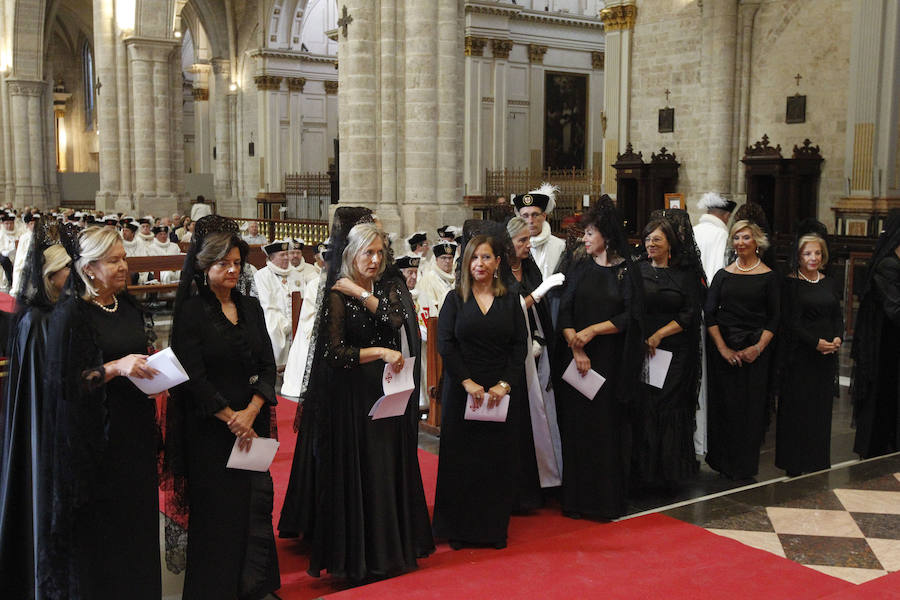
(705, 219, 780, 480)
(433, 234, 527, 550)
(41, 226, 160, 598)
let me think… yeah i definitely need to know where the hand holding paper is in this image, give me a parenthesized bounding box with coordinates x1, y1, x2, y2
(368, 358, 416, 419)
(643, 348, 673, 389)
(226, 437, 280, 471)
(127, 347, 190, 395)
(562, 358, 605, 400)
(464, 393, 510, 422)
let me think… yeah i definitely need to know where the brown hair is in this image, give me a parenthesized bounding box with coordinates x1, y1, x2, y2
(458, 235, 506, 301)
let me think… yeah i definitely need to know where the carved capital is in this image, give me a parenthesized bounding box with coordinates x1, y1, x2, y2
(286, 77, 307, 92)
(254, 75, 283, 91)
(592, 51, 605, 70)
(7, 80, 46, 97)
(324, 80, 338, 95)
(211, 58, 230, 75)
(528, 44, 548, 64)
(600, 4, 637, 31)
(465, 36, 487, 57)
(192, 87, 209, 101)
(491, 39, 514, 60)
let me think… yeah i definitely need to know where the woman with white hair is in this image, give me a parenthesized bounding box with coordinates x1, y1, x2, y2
(40, 226, 161, 598)
(306, 221, 433, 582)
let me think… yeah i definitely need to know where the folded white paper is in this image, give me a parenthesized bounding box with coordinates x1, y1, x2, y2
(464, 393, 511, 422)
(368, 358, 416, 419)
(127, 347, 190, 396)
(225, 437, 280, 472)
(643, 348, 673, 389)
(561, 358, 606, 400)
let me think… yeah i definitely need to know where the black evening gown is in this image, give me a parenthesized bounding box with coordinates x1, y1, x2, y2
(173, 289, 280, 600)
(433, 290, 527, 545)
(503, 258, 550, 512)
(41, 295, 160, 599)
(554, 260, 631, 519)
(776, 277, 843, 474)
(852, 254, 900, 458)
(0, 306, 51, 598)
(631, 262, 701, 485)
(705, 270, 780, 479)
(308, 279, 431, 581)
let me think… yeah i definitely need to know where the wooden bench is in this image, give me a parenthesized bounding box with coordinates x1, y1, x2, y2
(126, 254, 185, 294)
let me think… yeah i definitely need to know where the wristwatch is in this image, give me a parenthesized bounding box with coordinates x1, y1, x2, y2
(359, 290, 372, 302)
(497, 380, 511, 394)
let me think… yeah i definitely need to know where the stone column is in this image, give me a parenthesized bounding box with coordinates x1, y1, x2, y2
(600, 1, 637, 195)
(490, 39, 513, 170)
(732, 1, 762, 195)
(127, 42, 157, 206)
(437, 0, 463, 208)
(114, 16, 132, 209)
(844, 0, 900, 198)
(254, 73, 282, 197)
(93, 0, 121, 210)
(0, 76, 12, 203)
(153, 57, 173, 196)
(7, 80, 46, 206)
(170, 50, 185, 208)
(192, 63, 212, 174)
(701, 0, 738, 195)
(286, 77, 306, 173)
(213, 59, 235, 209)
(463, 36, 487, 195)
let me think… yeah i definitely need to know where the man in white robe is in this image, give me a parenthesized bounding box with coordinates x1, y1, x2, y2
(0, 213, 21, 292)
(121, 223, 143, 256)
(145, 226, 181, 284)
(513, 183, 566, 279)
(692, 191, 737, 456)
(10, 212, 38, 297)
(242, 221, 268, 245)
(135, 218, 155, 253)
(406, 231, 434, 276)
(416, 241, 456, 319)
(289, 238, 319, 286)
(254, 240, 306, 368)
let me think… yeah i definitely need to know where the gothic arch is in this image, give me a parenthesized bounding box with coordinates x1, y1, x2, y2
(182, 0, 230, 60)
(9, 0, 49, 79)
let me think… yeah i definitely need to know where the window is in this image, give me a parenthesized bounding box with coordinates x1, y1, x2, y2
(83, 41, 95, 130)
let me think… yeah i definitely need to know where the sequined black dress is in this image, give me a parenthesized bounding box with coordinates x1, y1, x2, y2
(307, 278, 431, 581)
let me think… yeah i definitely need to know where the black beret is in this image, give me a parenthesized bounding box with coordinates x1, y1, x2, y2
(395, 255, 421, 269)
(264, 241, 290, 255)
(512, 193, 550, 212)
(432, 241, 458, 258)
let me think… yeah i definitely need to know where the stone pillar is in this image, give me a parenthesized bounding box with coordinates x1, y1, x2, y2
(0, 77, 12, 204)
(93, 0, 121, 210)
(213, 59, 235, 210)
(490, 39, 512, 170)
(701, 0, 738, 195)
(844, 0, 900, 198)
(463, 36, 487, 195)
(732, 1, 762, 196)
(7, 80, 46, 206)
(170, 50, 185, 208)
(192, 64, 212, 174)
(286, 77, 306, 174)
(600, 1, 637, 195)
(254, 74, 282, 198)
(437, 0, 463, 207)
(127, 42, 157, 205)
(153, 58, 173, 195)
(114, 16, 132, 209)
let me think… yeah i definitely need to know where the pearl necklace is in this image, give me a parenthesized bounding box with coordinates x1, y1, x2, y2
(510, 264, 522, 272)
(93, 296, 119, 313)
(798, 270, 821, 283)
(736, 257, 761, 272)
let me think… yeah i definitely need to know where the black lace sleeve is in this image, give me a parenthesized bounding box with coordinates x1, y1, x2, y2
(374, 277, 408, 330)
(674, 269, 700, 330)
(704, 270, 725, 327)
(557, 260, 586, 330)
(501, 294, 528, 385)
(609, 263, 632, 332)
(324, 291, 360, 369)
(172, 299, 231, 416)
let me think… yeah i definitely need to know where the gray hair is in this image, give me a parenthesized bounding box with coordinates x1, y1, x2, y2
(506, 216, 529, 239)
(75, 226, 124, 299)
(340, 222, 387, 281)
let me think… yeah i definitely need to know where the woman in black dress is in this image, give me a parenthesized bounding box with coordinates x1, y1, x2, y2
(705, 219, 780, 480)
(776, 224, 843, 475)
(0, 219, 73, 597)
(501, 217, 565, 511)
(433, 233, 528, 549)
(555, 198, 634, 520)
(852, 209, 900, 458)
(306, 221, 431, 581)
(41, 226, 161, 599)
(631, 212, 703, 487)
(169, 216, 280, 599)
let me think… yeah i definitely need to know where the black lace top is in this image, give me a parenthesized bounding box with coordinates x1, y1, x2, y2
(324, 278, 408, 369)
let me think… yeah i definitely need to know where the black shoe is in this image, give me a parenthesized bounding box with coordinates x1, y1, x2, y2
(563, 510, 583, 520)
(449, 539, 464, 550)
(493, 540, 507, 550)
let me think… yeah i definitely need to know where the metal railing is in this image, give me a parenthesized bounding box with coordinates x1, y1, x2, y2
(284, 172, 333, 221)
(233, 217, 330, 246)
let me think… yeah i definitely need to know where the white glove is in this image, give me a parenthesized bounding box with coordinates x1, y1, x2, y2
(532, 339, 544, 358)
(531, 272, 565, 303)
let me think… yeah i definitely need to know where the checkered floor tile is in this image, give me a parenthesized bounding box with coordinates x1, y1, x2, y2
(707, 473, 900, 584)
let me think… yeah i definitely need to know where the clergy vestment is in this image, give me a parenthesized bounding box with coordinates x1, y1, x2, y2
(281, 275, 321, 398)
(254, 263, 306, 366)
(416, 265, 455, 319)
(692, 213, 730, 456)
(530, 221, 565, 280)
(145, 238, 182, 284)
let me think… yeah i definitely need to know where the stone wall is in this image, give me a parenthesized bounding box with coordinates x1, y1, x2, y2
(747, 0, 852, 228)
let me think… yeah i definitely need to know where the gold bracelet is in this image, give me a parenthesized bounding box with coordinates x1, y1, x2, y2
(498, 380, 511, 394)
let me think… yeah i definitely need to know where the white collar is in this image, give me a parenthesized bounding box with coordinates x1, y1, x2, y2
(267, 261, 292, 278)
(699, 214, 729, 231)
(530, 221, 553, 247)
(432, 265, 455, 285)
(137, 231, 155, 242)
(152, 238, 172, 248)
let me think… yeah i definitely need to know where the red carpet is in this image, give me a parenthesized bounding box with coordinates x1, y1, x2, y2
(266, 404, 863, 600)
